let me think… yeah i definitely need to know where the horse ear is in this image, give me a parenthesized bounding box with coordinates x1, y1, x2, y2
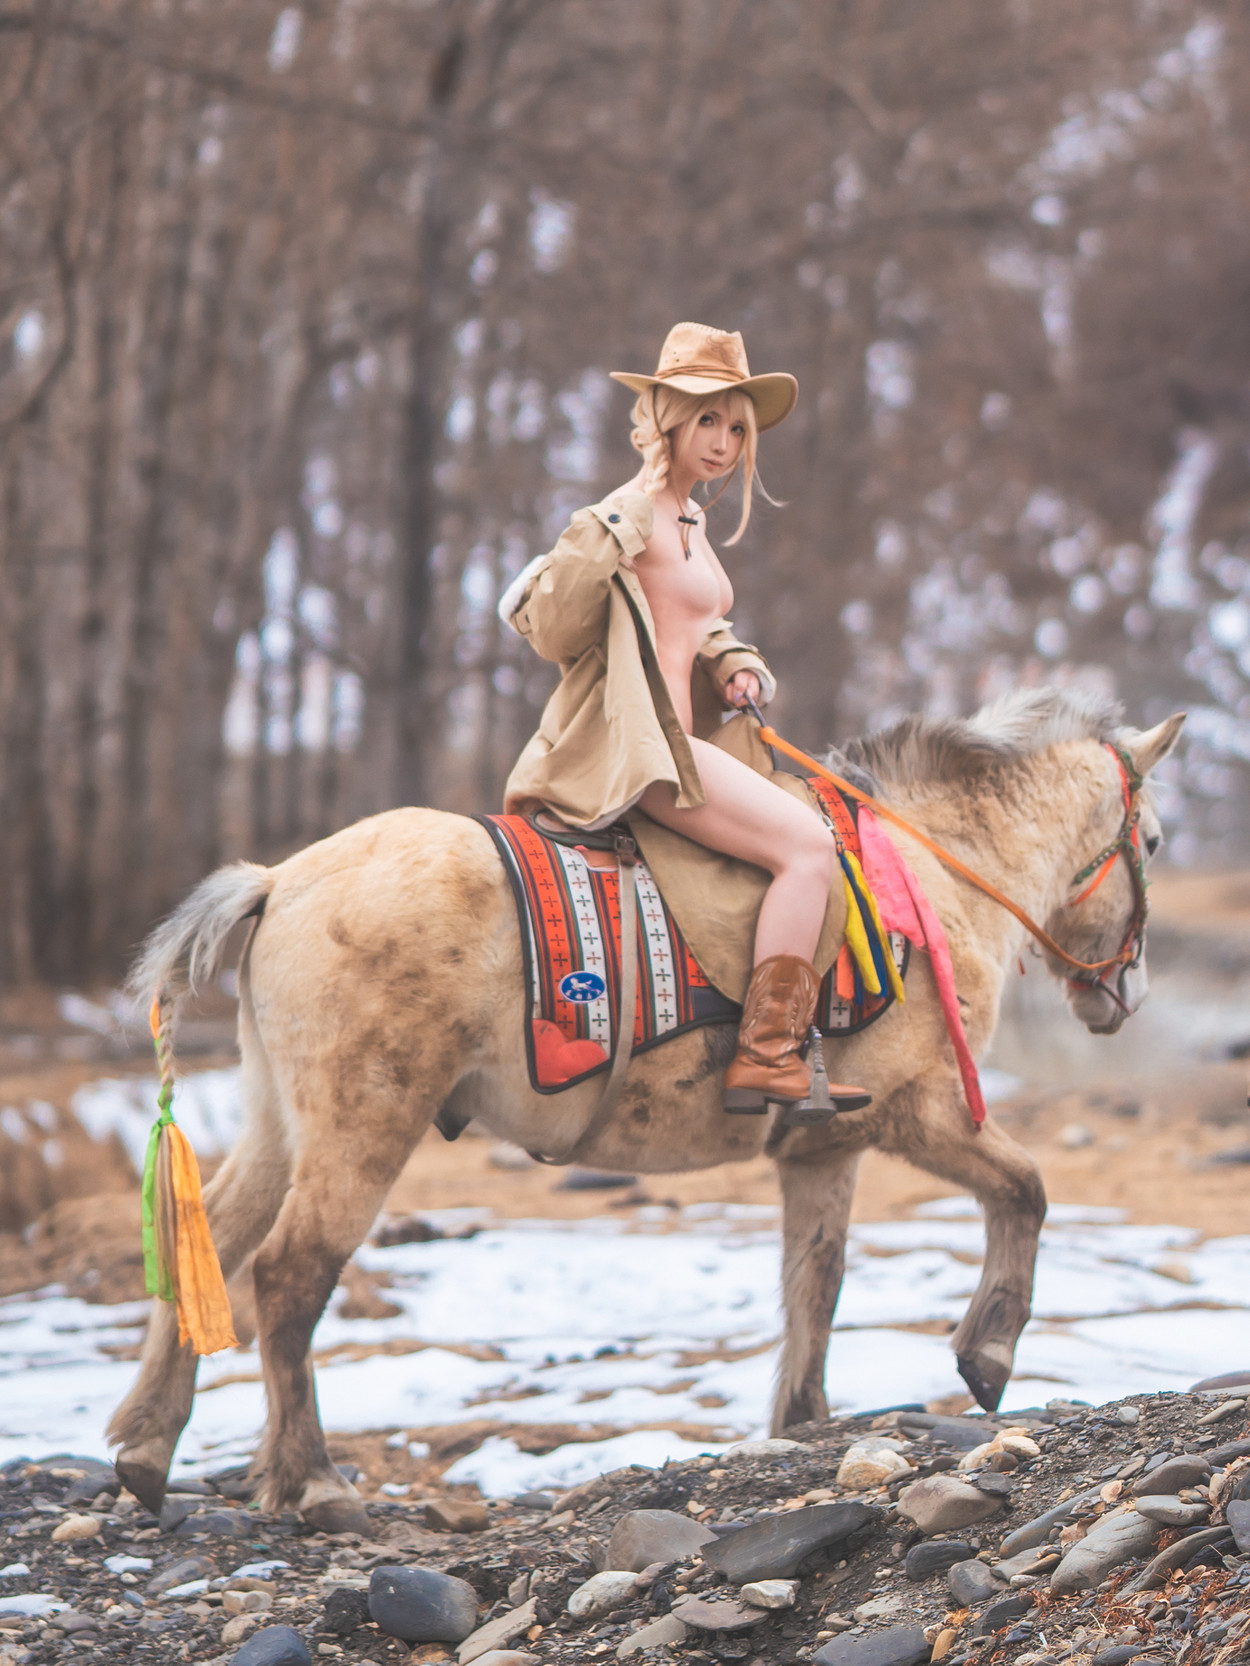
(1126, 712, 1186, 776)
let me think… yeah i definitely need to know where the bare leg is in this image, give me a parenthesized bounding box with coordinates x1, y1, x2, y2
(882, 1076, 1046, 1410)
(639, 736, 836, 964)
(771, 1128, 863, 1431)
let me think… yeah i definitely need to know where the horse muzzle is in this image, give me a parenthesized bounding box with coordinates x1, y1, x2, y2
(1066, 962, 1147, 1033)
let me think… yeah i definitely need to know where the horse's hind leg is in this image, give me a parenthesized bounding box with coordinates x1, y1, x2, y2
(771, 1126, 864, 1433)
(249, 1095, 426, 1534)
(108, 1000, 292, 1513)
(884, 1073, 1046, 1411)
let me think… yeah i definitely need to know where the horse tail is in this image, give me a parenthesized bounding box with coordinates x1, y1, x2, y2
(127, 862, 274, 1015)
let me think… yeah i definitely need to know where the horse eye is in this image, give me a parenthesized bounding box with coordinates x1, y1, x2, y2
(1145, 833, 1161, 857)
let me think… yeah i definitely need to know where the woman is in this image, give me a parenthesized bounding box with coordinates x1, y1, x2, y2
(500, 322, 869, 1112)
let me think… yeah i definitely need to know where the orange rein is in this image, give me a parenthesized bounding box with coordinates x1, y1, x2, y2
(755, 724, 1142, 979)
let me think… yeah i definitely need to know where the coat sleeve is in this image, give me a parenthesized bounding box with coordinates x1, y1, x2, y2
(500, 492, 652, 666)
(696, 620, 778, 706)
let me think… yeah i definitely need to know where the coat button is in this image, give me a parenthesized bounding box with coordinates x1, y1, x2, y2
(607, 513, 621, 523)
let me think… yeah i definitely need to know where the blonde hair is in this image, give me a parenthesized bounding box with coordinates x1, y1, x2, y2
(629, 384, 762, 545)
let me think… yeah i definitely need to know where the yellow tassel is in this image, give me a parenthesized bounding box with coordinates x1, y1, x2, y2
(842, 872, 882, 996)
(144, 996, 237, 1356)
(844, 848, 906, 1005)
(159, 1124, 238, 1354)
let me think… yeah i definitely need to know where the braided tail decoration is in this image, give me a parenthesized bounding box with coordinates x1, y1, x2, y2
(140, 997, 237, 1354)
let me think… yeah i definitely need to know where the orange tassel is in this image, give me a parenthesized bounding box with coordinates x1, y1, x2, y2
(164, 1124, 238, 1354)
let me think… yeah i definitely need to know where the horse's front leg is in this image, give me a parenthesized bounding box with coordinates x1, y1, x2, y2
(884, 1071, 1046, 1411)
(771, 1124, 864, 1433)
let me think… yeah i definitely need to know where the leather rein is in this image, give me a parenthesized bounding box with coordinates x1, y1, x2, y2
(751, 716, 1148, 992)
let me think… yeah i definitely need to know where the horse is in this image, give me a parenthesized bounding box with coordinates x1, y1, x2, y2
(107, 687, 1184, 1534)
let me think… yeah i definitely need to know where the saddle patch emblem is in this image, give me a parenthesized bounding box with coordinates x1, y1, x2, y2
(559, 970, 606, 1004)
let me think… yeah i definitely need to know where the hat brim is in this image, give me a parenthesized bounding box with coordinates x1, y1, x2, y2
(609, 370, 798, 432)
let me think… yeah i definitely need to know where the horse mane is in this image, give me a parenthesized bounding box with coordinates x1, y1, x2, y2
(840, 686, 1124, 788)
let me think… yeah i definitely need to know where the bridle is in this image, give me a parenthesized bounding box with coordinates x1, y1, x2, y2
(745, 706, 1151, 996)
(1061, 741, 1148, 1017)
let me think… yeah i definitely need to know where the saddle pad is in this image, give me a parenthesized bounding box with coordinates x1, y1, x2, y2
(477, 814, 908, 1093)
(477, 815, 739, 1091)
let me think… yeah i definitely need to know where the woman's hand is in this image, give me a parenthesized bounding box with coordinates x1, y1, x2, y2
(725, 669, 762, 710)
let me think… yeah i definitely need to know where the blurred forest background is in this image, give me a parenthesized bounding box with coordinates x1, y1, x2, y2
(3, 0, 1250, 986)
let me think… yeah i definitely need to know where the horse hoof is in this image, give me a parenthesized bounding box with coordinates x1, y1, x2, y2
(956, 1351, 1009, 1412)
(114, 1453, 169, 1517)
(302, 1496, 372, 1536)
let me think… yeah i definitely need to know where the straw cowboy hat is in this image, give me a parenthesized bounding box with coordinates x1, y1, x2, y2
(610, 322, 798, 431)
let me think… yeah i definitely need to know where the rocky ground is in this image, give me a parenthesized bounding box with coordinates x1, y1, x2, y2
(3, 1389, 1249, 1666)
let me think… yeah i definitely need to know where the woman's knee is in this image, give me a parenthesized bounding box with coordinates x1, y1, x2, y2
(774, 822, 837, 885)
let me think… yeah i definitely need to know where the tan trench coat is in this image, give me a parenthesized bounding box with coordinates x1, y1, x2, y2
(500, 488, 776, 829)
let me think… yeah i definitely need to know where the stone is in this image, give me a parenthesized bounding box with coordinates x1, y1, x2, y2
(1133, 1495, 1209, 1529)
(946, 1559, 1005, 1605)
(998, 1491, 1101, 1558)
(1091, 1648, 1146, 1666)
(225, 1589, 274, 1615)
(145, 1557, 213, 1597)
(897, 1475, 1002, 1534)
(1117, 1406, 1141, 1424)
(1227, 1499, 1250, 1553)
(175, 1507, 254, 1537)
(618, 1614, 689, 1656)
(671, 1594, 764, 1632)
(854, 1595, 905, 1622)
(566, 1570, 639, 1619)
(969, 1595, 1031, 1636)
(905, 1541, 973, 1581)
(996, 1546, 1058, 1579)
(1051, 1511, 1159, 1595)
(701, 1502, 878, 1583)
(458, 1598, 538, 1664)
(50, 1514, 101, 1543)
(604, 1508, 717, 1572)
(230, 1627, 313, 1666)
(740, 1578, 798, 1609)
(724, 1438, 803, 1459)
(425, 1498, 491, 1533)
(368, 1565, 478, 1644)
(512, 1492, 554, 1511)
(222, 1615, 260, 1646)
(931, 1627, 959, 1661)
(897, 1414, 999, 1451)
(472, 1656, 539, 1666)
(1130, 1525, 1233, 1592)
(813, 1623, 932, 1666)
(320, 1587, 368, 1633)
(837, 1439, 913, 1490)
(1130, 1456, 1210, 1497)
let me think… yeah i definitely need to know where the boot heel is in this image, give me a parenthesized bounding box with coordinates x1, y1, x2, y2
(723, 1088, 769, 1115)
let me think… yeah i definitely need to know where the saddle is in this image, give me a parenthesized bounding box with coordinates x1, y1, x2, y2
(472, 739, 907, 1101)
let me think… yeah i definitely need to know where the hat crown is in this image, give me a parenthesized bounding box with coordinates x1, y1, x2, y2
(655, 322, 750, 382)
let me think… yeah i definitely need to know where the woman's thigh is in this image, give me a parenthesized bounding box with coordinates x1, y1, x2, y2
(639, 737, 831, 875)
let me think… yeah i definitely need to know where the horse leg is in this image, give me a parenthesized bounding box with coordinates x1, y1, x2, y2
(249, 1112, 423, 1533)
(771, 1128, 863, 1433)
(108, 1011, 292, 1513)
(884, 1075, 1047, 1411)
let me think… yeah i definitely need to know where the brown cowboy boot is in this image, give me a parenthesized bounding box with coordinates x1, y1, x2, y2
(723, 954, 872, 1113)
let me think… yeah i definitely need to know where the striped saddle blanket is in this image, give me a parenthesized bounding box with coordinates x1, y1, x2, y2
(476, 808, 908, 1093)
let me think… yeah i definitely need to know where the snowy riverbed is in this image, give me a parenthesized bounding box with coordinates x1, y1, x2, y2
(2, 1194, 1248, 1496)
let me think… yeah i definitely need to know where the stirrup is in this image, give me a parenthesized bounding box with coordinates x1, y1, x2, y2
(724, 1028, 873, 1121)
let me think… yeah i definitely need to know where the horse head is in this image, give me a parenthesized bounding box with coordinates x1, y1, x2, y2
(1047, 713, 1186, 1034)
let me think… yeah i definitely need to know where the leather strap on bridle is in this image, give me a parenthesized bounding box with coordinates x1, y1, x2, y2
(752, 718, 1145, 979)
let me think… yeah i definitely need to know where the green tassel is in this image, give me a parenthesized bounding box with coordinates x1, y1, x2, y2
(141, 1079, 176, 1302)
